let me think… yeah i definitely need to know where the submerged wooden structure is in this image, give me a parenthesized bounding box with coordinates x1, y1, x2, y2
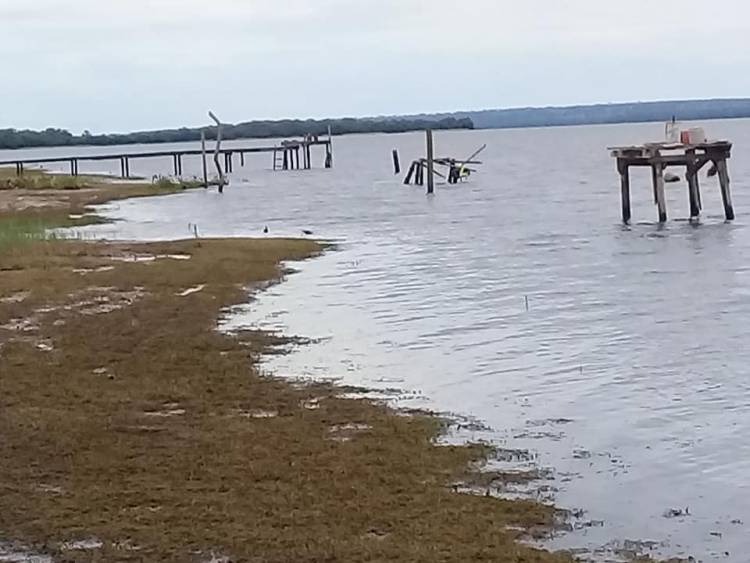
(273, 136, 333, 171)
(610, 141, 734, 223)
(403, 132, 485, 193)
(0, 137, 333, 179)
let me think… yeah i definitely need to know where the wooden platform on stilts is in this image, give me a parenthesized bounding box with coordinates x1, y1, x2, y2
(610, 141, 734, 223)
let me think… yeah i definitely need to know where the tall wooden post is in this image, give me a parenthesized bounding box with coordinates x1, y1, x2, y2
(426, 130, 435, 194)
(392, 149, 400, 175)
(208, 110, 225, 193)
(652, 161, 667, 223)
(326, 125, 333, 168)
(717, 159, 735, 220)
(324, 143, 332, 168)
(201, 131, 208, 188)
(618, 160, 631, 224)
(685, 149, 700, 219)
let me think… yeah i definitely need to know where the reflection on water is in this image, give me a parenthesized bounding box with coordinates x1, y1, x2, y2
(26, 119, 750, 562)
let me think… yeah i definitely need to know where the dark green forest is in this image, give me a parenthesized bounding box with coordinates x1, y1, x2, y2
(0, 117, 474, 150)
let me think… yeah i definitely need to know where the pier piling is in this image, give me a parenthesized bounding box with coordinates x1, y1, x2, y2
(618, 161, 631, 224)
(426, 130, 435, 194)
(652, 162, 667, 223)
(717, 160, 735, 220)
(201, 132, 208, 187)
(686, 151, 701, 219)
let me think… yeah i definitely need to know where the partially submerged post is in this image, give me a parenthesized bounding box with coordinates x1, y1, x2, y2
(392, 149, 400, 175)
(325, 125, 333, 168)
(426, 130, 435, 194)
(208, 111, 226, 193)
(610, 141, 734, 223)
(201, 131, 209, 188)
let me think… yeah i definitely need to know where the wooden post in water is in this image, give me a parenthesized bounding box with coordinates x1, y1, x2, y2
(208, 111, 226, 193)
(201, 131, 208, 188)
(652, 161, 667, 223)
(716, 159, 735, 220)
(392, 149, 400, 175)
(326, 125, 333, 168)
(426, 130, 435, 194)
(685, 149, 700, 219)
(618, 161, 631, 224)
(404, 161, 416, 185)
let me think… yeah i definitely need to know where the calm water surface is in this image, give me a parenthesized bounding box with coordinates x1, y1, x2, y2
(15, 120, 750, 561)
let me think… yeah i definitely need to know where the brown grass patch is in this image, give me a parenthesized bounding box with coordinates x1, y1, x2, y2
(0, 186, 573, 561)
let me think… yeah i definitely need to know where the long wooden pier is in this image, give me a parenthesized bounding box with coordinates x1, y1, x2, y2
(0, 138, 333, 178)
(610, 141, 734, 223)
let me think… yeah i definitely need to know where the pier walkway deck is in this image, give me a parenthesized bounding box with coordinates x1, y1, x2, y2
(0, 139, 333, 178)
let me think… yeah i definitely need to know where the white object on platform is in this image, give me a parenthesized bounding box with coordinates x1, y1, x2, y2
(665, 122, 681, 143)
(687, 127, 706, 144)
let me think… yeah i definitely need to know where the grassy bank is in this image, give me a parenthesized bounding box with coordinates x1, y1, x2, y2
(0, 175, 573, 562)
(0, 167, 203, 247)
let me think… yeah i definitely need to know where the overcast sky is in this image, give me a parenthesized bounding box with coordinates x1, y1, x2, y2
(2, 0, 749, 132)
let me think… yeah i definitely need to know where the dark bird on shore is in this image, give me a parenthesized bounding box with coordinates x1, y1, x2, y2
(302, 229, 313, 236)
(263, 225, 269, 234)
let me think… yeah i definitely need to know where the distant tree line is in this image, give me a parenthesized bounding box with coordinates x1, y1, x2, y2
(0, 117, 474, 150)
(443, 99, 750, 129)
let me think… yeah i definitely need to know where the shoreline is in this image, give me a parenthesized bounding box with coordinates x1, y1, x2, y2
(0, 172, 572, 561)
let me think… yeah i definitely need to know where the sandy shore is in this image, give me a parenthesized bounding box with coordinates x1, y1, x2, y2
(0, 173, 571, 562)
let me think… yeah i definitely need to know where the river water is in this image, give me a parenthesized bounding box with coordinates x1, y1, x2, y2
(11, 120, 750, 561)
